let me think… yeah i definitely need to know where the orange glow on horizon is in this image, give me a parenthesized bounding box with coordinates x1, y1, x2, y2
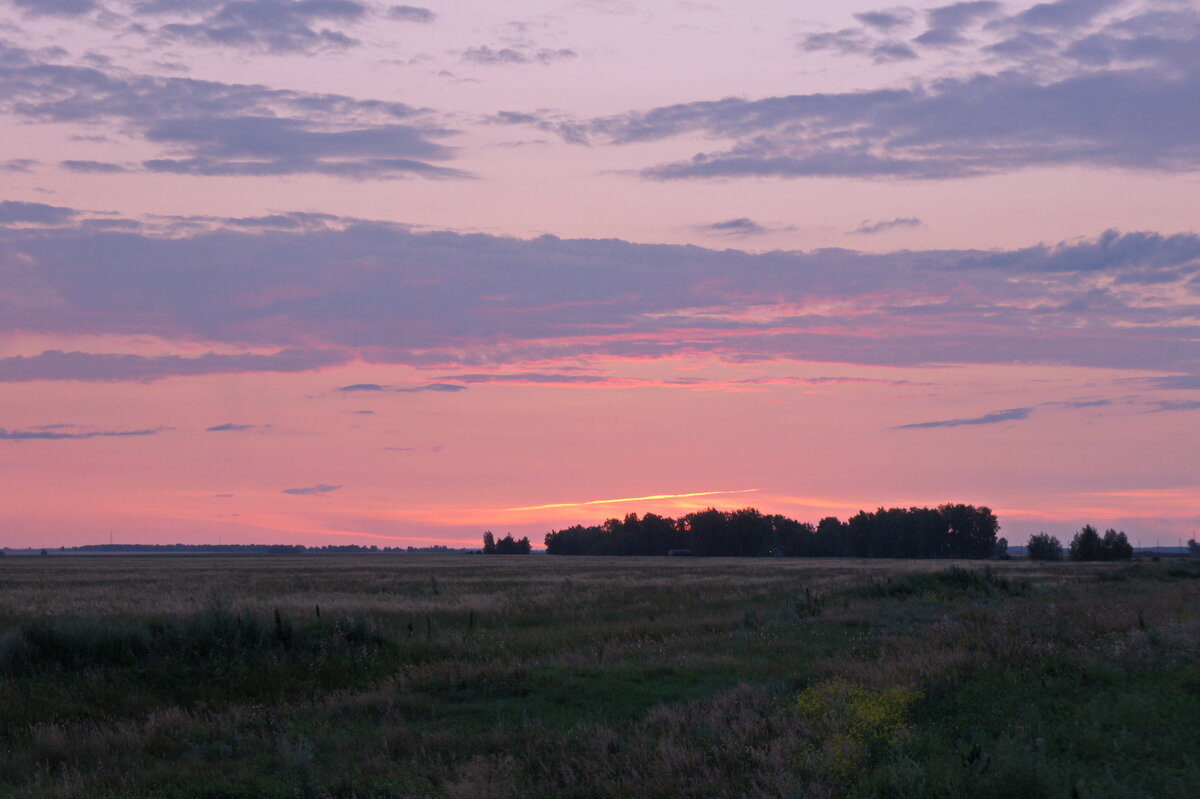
(505, 488, 761, 512)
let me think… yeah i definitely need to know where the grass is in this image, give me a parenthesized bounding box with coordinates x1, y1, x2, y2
(0, 555, 1197, 797)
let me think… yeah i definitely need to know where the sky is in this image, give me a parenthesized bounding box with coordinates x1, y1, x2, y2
(1, 0, 1198, 549)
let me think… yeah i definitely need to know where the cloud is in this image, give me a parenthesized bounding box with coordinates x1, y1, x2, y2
(1050, 398, 1111, 409)
(0, 426, 164, 440)
(281, 483, 342, 495)
(337, 383, 387, 391)
(426, 373, 923, 390)
(1139, 374, 1200, 391)
(337, 381, 466, 392)
(590, 3, 1200, 181)
(594, 63, 1200, 180)
(0, 201, 76, 225)
(849, 217, 923, 235)
(0, 40, 464, 180)
(461, 45, 577, 66)
(1147, 399, 1200, 413)
(140, 116, 465, 179)
(0, 159, 38, 173)
(388, 5, 434, 23)
(799, 29, 919, 63)
(1, 217, 1198, 377)
(153, 0, 367, 54)
(915, 1, 1001, 47)
(1060, 9, 1200, 68)
(854, 9, 916, 31)
(895, 406, 1034, 429)
(12, 0, 99, 16)
(983, 29, 1059, 57)
(1005, 0, 1122, 31)
(395, 383, 468, 392)
(213, 493, 234, 497)
(697, 217, 771, 237)
(438, 373, 609, 385)
(205, 422, 255, 431)
(61, 160, 130, 173)
(0, 349, 347, 382)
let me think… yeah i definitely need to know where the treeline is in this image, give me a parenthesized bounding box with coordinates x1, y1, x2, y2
(22, 544, 467, 555)
(541, 505, 999, 559)
(1027, 526, 1135, 561)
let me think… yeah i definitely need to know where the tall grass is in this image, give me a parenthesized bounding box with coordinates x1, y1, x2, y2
(0, 556, 1196, 797)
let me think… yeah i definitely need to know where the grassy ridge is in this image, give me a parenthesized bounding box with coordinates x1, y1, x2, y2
(0, 556, 1197, 797)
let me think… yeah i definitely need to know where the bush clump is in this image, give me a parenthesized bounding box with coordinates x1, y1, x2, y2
(794, 679, 921, 779)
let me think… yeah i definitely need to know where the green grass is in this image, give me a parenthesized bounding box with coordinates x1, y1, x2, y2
(0, 555, 1197, 797)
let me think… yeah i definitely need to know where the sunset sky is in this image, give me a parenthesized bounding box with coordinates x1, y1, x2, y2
(1, 0, 1198, 548)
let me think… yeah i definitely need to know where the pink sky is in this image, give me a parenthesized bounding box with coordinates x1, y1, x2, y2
(1, 0, 1198, 548)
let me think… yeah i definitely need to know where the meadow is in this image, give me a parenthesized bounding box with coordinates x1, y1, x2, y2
(0, 554, 1197, 798)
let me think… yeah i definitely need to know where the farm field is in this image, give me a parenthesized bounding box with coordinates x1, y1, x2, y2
(1, 555, 1198, 798)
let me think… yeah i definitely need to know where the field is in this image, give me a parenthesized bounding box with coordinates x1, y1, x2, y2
(1, 555, 1198, 798)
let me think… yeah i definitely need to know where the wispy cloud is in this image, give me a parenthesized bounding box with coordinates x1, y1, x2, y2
(205, 422, 255, 431)
(281, 483, 343, 495)
(0, 350, 347, 382)
(394, 383, 468, 393)
(388, 5, 435, 24)
(695, 217, 793, 238)
(0, 426, 164, 440)
(849, 217, 923, 235)
(461, 45, 577, 66)
(337, 382, 467, 393)
(0, 159, 39, 173)
(1146, 400, 1200, 413)
(61, 160, 130, 174)
(894, 407, 1033, 429)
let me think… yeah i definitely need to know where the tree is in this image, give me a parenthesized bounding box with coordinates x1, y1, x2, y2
(493, 534, 531, 554)
(482, 531, 496, 554)
(1027, 532, 1063, 561)
(993, 537, 1009, 559)
(1189, 539, 1200, 556)
(939, 503, 999, 558)
(1069, 525, 1102, 561)
(1100, 528, 1133, 560)
(1069, 525, 1133, 561)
